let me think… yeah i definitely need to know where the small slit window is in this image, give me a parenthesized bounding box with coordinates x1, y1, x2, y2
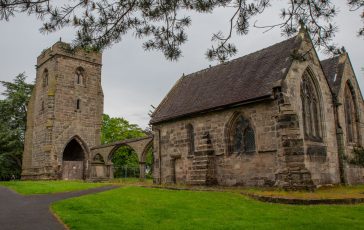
(76, 99, 80, 110)
(42, 69, 48, 87)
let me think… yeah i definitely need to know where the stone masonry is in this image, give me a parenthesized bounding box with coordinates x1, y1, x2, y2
(22, 42, 103, 180)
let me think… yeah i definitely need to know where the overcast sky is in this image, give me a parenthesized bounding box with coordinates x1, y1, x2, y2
(0, 1, 363, 128)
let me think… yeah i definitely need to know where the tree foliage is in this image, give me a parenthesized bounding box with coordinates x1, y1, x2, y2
(0, 1, 363, 62)
(349, 146, 364, 166)
(0, 73, 33, 180)
(101, 114, 153, 178)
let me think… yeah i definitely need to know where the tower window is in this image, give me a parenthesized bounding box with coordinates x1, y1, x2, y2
(42, 69, 48, 87)
(75, 67, 86, 86)
(76, 99, 80, 110)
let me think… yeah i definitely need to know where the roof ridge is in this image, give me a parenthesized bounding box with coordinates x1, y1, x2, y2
(183, 35, 299, 79)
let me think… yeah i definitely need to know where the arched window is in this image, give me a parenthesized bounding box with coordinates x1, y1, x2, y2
(75, 67, 85, 86)
(344, 82, 358, 143)
(231, 115, 256, 154)
(301, 70, 322, 141)
(186, 124, 195, 156)
(42, 69, 48, 87)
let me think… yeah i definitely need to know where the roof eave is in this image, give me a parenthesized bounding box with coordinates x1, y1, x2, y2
(150, 94, 274, 125)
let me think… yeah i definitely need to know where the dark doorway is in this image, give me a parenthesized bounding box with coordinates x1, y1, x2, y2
(62, 139, 85, 180)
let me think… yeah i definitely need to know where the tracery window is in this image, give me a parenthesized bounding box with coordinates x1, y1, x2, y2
(232, 115, 256, 154)
(75, 67, 86, 86)
(301, 71, 322, 141)
(186, 124, 195, 156)
(344, 83, 357, 143)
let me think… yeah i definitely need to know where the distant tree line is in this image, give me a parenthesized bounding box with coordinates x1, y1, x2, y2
(0, 73, 33, 180)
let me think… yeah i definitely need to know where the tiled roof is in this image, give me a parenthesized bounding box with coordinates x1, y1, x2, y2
(150, 35, 302, 124)
(321, 55, 344, 95)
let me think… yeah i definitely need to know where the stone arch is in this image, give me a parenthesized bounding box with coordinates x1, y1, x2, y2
(225, 111, 256, 155)
(107, 143, 137, 163)
(140, 140, 154, 180)
(89, 136, 154, 181)
(61, 135, 89, 180)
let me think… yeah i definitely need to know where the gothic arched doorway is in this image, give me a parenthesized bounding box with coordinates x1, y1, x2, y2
(62, 138, 86, 180)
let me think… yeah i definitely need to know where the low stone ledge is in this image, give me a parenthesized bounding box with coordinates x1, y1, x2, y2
(140, 185, 364, 205)
(241, 192, 364, 205)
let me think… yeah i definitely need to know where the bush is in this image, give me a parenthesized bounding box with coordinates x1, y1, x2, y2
(349, 146, 364, 166)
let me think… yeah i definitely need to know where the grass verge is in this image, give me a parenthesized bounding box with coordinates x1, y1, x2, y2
(0, 180, 108, 195)
(52, 186, 364, 230)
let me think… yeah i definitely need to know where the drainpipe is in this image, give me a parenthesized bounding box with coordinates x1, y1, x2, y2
(333, 94, 346, 184)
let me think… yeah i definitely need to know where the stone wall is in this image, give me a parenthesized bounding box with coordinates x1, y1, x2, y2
(153, 100, 281, 186)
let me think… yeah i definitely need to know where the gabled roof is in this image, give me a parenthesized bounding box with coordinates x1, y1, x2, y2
(321, 55, 345, 95)
(150, 35, 303, 124)
(321, 53, 364, 101)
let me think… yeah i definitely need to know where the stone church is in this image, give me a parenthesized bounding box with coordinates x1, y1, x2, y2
(22, 27, 364, 189)
(150, 28, 364, 189)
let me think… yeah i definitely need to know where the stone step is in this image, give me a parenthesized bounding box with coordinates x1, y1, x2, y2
(193, 158, 208, 162)
(187, 179, 206, 185)
(286, 162, 305, 168)
(190, 169, 208, 173)
(192, 159, 208, 164)
(192, 165, 208, 170)
(190, 174, 207, 180)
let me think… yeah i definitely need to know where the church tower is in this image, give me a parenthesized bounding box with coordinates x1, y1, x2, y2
(21, 42, 103, 180)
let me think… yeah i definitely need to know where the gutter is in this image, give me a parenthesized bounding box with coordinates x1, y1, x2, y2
(150, 94, 274, 125)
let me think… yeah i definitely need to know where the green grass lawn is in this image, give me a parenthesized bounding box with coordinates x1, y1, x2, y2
(52, 186, 364, 230)
(0, 180, 108, 195)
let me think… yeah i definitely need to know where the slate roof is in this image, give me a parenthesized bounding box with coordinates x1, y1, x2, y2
(150, 36, 302, 124)
(321, 55, 344, 95)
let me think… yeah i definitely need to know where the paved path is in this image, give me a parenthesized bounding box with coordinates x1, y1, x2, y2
(0, 185, 119, 230)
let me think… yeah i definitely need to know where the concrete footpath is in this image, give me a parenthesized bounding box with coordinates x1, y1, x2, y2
(0, 185, 118, 230)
